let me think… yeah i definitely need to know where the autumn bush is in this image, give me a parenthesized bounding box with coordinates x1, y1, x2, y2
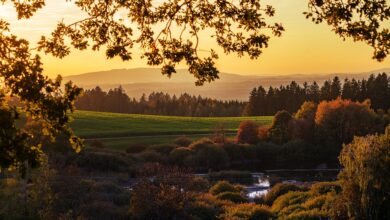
(186, 142, 229, 170)
(174, 136, 193, 147)
(221, 142, 244, 160)
(271, 191, 310, 213)
(263, 183, 307, 206)
(216, 192, 247, 203)
(209, 181, 243, 196)
(222, 203, 274, 220)
(309, 181, 341, 196)
(187, 194, 228, 220)
(258, 125, 270, 141)
(236, 120, 259, 144)
(136, 150, 167, 164)
(148, 143, 178, 155)
(76, 151, 132, 172)
(168, 147, 193, 165)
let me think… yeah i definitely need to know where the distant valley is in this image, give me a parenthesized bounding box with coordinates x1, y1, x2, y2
(64, 68, 390, 101)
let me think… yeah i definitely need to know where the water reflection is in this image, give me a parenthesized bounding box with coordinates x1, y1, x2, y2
(246, 173, 270, 199)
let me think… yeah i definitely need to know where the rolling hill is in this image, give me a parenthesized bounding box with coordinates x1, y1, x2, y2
(71, 110, 273, 139)
(71, 110, 273, 149)
(64, 68, 390, 101)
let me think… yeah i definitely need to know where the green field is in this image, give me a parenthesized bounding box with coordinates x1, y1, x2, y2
(71, 110, 273, 150)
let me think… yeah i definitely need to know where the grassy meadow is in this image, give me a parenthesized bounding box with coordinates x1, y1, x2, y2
(70, 110, 273, 150)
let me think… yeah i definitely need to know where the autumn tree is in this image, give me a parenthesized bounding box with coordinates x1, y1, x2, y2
(268, 110, 292, 144)
(291, 101, 317, 142)
(338, 130, 390, 219)
(315, 98, 377, 148)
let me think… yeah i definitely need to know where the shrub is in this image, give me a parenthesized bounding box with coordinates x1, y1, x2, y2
(302, 194, 333, 210)
(222, 143, 245, 161)
(263, 183, 307, 206)
(125, 144, 147, 154)
(309, 182, 341, 196)
(174, 136, 193, 147)
(129, 179, 191, 220)
(76, 151, 131, 172)
(148, 144, 178, 155)
(188, 138, 215, 151)
(169, 147, 193, 165)
(283, 209, 329, 220)
(209, 181, 240, 195)
(187, 176, 210, 192)
(236, 120, 259, 144)
(271, 191, 310, 213)
(137, 150, 166, 163)
(187, 194, 227, 220)
(187, 200, 220, 220)
(186, 143, 229, 170)
(258, 126, 270, 141)
(216, 192, 247, 203)
(222, 203, 273, 220)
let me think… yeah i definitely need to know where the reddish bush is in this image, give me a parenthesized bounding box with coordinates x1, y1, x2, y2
(236, 121, 259, 144)
(258, 125, 270, 141)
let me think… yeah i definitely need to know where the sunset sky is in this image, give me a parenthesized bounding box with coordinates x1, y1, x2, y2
(1, 0, 389, 78)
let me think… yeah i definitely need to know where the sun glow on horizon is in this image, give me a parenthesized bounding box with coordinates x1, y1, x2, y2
(0, 0, 389, 77)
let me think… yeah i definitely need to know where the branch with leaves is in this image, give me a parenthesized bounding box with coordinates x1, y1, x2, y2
(305, 0, 390, 61)
(0, 18, 82, 172)
(36, 0, 284, 85)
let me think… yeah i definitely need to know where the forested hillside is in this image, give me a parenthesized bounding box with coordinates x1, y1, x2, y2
(244, 73, 390, 116)
(75, 73, 390, 117)
(75, 87, 245, 117)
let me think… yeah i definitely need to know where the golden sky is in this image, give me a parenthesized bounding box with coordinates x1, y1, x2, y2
(1, 0, 389, 78)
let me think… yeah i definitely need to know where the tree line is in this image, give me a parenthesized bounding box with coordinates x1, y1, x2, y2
(244, 73, 390, 116)
(75, 86, 245, 117)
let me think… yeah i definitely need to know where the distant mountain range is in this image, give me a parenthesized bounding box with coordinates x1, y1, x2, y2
(64, 68, 390, 101)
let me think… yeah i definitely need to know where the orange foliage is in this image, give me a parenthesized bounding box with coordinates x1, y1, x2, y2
(236, 121, 259, 144)
(315, 98, 377, 145)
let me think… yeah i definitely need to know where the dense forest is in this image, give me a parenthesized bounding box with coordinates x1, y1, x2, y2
(244, 73, 390, 116)
(76, 73, 390, 117)
(75, 87, 245, 117)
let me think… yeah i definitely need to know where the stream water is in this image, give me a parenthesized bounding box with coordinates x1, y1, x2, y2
(246, 173, 270, 199)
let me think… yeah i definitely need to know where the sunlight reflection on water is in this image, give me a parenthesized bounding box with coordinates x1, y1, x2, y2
(246, 173, 270, 199)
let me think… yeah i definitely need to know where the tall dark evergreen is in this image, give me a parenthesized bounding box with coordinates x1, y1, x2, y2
(76, 87, 245, 117)
(245, 74, 390, 116)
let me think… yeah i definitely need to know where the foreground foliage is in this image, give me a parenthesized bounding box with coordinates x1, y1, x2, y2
(338, 130, 390, 219)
